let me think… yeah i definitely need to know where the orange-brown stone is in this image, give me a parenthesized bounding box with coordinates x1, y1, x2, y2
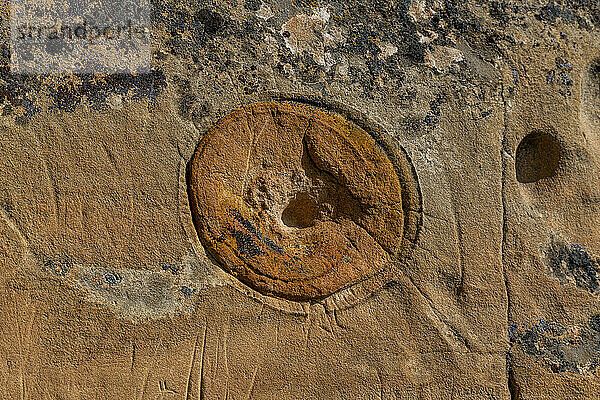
(188, 101, 418, 300)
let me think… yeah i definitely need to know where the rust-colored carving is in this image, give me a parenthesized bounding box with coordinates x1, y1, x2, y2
(188, 101, 420, 300)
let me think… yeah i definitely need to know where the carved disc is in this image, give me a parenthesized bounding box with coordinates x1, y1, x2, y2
(188, 101, 420, 300)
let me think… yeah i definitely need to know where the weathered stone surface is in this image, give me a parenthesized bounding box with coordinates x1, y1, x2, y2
(0, 0, 599, 399)
(188, 101, 420, 300)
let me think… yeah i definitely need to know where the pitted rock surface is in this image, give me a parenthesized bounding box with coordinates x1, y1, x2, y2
(189, 101, 419, 300)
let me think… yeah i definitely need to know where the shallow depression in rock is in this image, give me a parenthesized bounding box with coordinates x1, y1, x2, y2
(281, 192, 320, 229)
(515, 130, 561, 183)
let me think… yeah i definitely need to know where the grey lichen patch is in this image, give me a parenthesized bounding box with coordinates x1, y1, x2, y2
(0, 0, 166, 119)
(157, 0, 512, 147)
(0, 0, 512, 132)
(0, 47, 166, 119)
(0, 0, 595, 124)
(487, 0, 600, 31)
(510, 317, 600, 374)
(544, 236, 600, 295)
(35, 250, 226, 321)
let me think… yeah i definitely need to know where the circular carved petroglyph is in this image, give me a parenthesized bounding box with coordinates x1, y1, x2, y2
(188, 101, 421, 301)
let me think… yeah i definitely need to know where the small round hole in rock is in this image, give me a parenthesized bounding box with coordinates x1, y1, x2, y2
(281, 192, 319, 228)
(516, 131, 561, 183)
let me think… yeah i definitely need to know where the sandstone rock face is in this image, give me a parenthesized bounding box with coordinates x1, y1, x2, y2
(0, 1, 599, 399)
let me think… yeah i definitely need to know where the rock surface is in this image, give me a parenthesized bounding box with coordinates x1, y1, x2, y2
(188, 101, 420, 300)
(0, 0, 599, 399)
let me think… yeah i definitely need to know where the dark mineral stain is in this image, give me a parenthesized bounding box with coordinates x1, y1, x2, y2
(486, 0, 600, 31)
(0, 57, 39, 118)
(230, 207, 260, 236)
(42, 255, 72, 277)
(263, 237, 283, 254)
(511, 237, 600, 375)
(334, 0, 425, 78)
(520, 328, 541, 356)
(537, 1, 564, 23)
(549, 57, 574, 96)
(155, 0, 228, 59)
(231, 230, 265, 257)
(162, 264, 181, 275)
(512, 318, 600, 374)
(424, 95, 445, 127)
(0, 33, 166, 119)
(589, 315, 600, 331)
(489, 1, 511, 25)
(181, 285, 196, 298)
(195, 9, 226, 36)
(508, 324, 518, 342)
(177, 92, 197, 118)
(244, 0, 262, 12)
(537, 1, 575, 24)
(103, 271, 122, 286)
(225, 207, 283, 255)
(0, 68, 166, 118)
(545, 238, 600, 295)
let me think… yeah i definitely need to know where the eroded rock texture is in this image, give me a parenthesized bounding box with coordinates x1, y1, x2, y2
(188, 101, 420, 300)
(0, 0, 599, 399)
